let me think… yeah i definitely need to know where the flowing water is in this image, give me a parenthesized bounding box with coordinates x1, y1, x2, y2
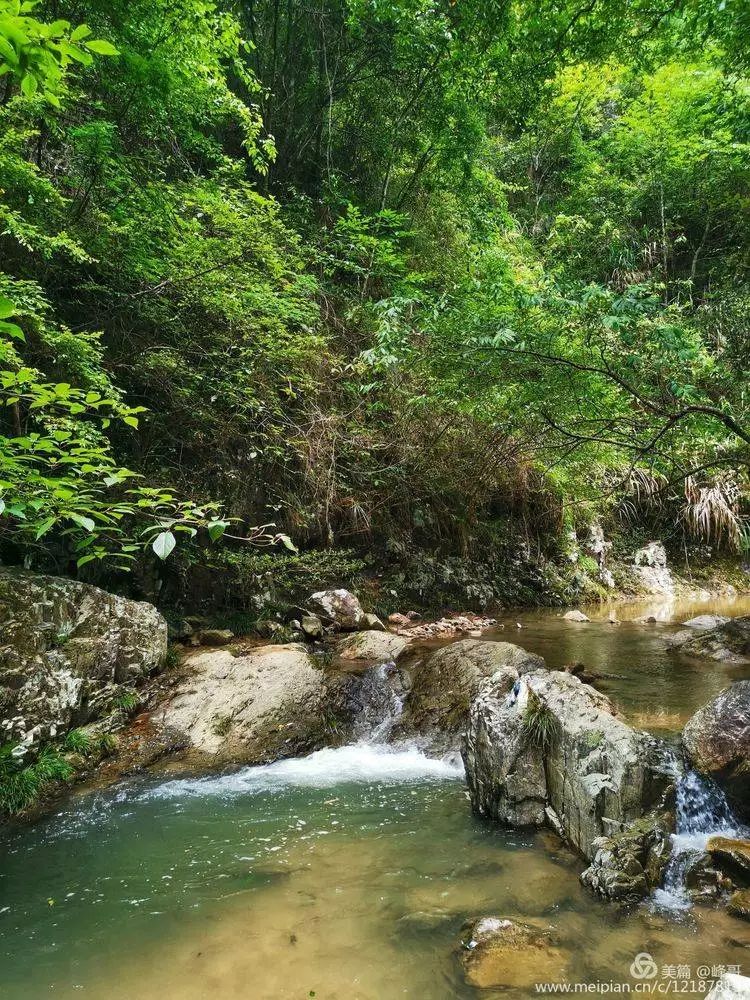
(2, 593, 750, 999)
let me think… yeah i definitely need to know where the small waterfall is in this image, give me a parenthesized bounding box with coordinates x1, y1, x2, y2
(653, 768, 741, 912)
(353, 661, 407, 743)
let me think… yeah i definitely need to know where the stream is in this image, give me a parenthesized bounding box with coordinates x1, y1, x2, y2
(2, 593, 750, 998)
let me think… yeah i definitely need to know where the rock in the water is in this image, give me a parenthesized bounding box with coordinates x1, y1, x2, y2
(0, 568, 167, 740)
(199, 628, 234, 646)
(580, 818, 671, 903)
(463, 667, 672, 861)
(458, 917, 567, 989)
(683, 615, 730, 631)
(156, 643, 334, 763)
(308, 589, 365, 631)
(683, 681, 750, 814)
(403, 639, 545, 737)
(705, 974, 750, 1000)
(727, 889, 750, 920)
(707, 836, 750, 881)
(672, 617, 750, 664)
(336, 630, 409, 663)
(563, 610, 590, 622)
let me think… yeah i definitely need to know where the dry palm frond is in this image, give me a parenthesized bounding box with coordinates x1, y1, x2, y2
(681, 475, 745, 550)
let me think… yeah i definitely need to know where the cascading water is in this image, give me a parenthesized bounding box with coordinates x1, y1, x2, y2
(352, 660, 407, 743)
(653, 767, 742, 912)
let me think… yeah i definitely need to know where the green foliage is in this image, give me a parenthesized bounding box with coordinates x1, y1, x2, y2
(0, 0, 748, 597)
(0, 740, 73, 814)
(521, 690, 560, 752)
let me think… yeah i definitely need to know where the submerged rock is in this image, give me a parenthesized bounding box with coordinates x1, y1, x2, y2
(683, 681, 750, 816)
(336, 630, 409, 663)
(0, 568, 167, 739)
(308, 589, 365, 631)
(672, 617, 750, 664)
(457, 916, 568, 989)
(403, 639, 544, 738)
(463, 666, 672, 864)
(727, 889, 750, 921)
(156, 643, 338, 764)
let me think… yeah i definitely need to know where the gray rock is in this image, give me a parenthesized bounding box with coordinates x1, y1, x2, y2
(563, 609, 590, 622)
(463, 667, 672, 861)
(634, 541, 668, 568)
(457, 917, 568, 990)
(308, 589, 365, 631)
(683, 681, 750, 814)
(362, 612, 386, 632)
(199, 628, 234, 646)
(300, 615, 324, 639)
(682, 614, 730, 631)
(705, 974, 750, 1000)
(156, 643, 336, 764)
(403, 639, 545, 737)
(580, 818, 672, 903)
(672, 617, 750, 664)
(0, 568, 167, 740)
(336, 630, 409, 663)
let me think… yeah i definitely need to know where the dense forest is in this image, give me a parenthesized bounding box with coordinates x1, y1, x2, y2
(1, 0, 749, 615)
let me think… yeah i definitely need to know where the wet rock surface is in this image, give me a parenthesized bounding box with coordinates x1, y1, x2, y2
(0, 568, 167, 741)
(457, 916, 568, 989)
(463, 663, 673, 862)
(683, 681, 750, 815)
(672, 617, 750, 664)
(580, 817, 672, 904)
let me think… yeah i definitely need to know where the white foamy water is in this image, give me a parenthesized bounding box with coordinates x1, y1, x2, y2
(652, 769, 741, 913)
(144, 743, 465, 800)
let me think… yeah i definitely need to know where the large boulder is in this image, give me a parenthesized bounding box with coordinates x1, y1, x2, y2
(683, 681, 750, 814)
(308, 589, 365, 630)
(402, 640, 544, 737)
(336, 630, 409, 663)
(155, 643, 339, 764)
(671, 617, 750, 664)
(0, 568, 166, 743)
(463, 667, 672, 861)
(457, 917, 568, 990)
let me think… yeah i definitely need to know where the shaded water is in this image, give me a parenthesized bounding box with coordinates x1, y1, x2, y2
(2, 594, 750, 998)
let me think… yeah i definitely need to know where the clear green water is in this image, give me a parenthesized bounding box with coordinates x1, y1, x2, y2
(2, 595, 750, 999)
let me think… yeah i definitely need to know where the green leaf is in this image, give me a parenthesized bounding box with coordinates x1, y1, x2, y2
(35, 517, 56, 540)
(152, 530, 176, 560)
(0, 296, 15, 320)
(69, 513, 95, 532)
(123, 415, 139, 428)
(84, 39, 119, 56)
(276, 533, 298, 552)
(207, 519, 228, 542)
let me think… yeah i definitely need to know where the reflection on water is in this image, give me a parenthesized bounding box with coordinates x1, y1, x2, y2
(1, 594, 749, 999)
(473, 593, 750, 735)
